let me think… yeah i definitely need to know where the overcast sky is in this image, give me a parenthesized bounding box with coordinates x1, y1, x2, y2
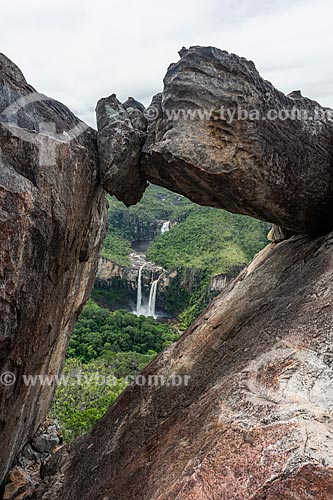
(1, 0, 332, 126)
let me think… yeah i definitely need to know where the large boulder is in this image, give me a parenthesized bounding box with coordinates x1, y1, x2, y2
(37, 230, 333, 499)
(0, 56, 107, 484)
(139, 47, 333, 235)
(96, 94, 147, 206)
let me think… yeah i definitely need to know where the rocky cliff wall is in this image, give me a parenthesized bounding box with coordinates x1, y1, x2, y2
(0, 55, 107, 485)
(95, 256, 230, 316)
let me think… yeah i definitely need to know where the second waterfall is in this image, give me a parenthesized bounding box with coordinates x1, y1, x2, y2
(147, 279, 159, 318)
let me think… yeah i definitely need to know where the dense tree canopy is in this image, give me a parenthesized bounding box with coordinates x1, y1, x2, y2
(147, 206, 267, 275)
(51, 300, 179, 440)
(68, 300, 179, 362)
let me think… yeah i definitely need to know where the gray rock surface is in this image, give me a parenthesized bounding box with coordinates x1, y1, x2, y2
(0, 57, 107, 485)
(0, 54, 27, 84)
(139, 46, 333, 235)
(3, 420, 62, 499)
(96, 94, 147, 206)
(36, 231, 333, 499)
(17, 420, 62, 467)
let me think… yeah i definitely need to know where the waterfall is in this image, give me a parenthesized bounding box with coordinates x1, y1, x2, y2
(161, 221, 170, 234)
(136, 263, 146, 315)
(136, 264, 160, 318)
(147, 279, 159, 318)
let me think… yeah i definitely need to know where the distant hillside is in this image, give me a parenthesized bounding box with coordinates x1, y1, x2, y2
(147, 206, 267, 276)
(98, 185, 269, 326)
(101, 185, 190, 264)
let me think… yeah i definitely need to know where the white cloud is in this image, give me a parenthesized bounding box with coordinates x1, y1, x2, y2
(1, 0, 332, 126)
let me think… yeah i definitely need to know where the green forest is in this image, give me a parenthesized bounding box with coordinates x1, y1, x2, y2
(50, 300, 179, 440)
(102, 185, 268, 325)
(147, 206, 266, 274)
(51, 184, 269, 441)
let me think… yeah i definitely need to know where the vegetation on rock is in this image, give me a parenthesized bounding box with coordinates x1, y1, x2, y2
(146, 206, 267, 274)
(101, 229, 131, 266)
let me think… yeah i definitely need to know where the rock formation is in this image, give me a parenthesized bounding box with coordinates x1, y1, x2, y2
(37, 230, 333, 499)
(96, 94, 147, 206)
(141, 47, 333, 235)
(2, 46, 333, 499)
(0, 55, 107, 486)
(37, 47, 333, 499)
(3, 419, 62, 499)
(97, 46, 333, 235)
(96, 255, 226, 316)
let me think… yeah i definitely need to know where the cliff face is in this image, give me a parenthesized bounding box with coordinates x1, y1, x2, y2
(95, 257, 163, 312)
(39, 231, 333, 500)
(96, 256, 229, 316)
(108, 211, 169, 240)
(0, 56, 107, 484)
(97, 257, 163, 292)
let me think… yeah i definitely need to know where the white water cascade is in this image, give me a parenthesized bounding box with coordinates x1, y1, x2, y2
(136, 263, 146, 315)
(161, 221, 170, 234)
(147, 279, 159, 318)
(136, 264, 160, 318)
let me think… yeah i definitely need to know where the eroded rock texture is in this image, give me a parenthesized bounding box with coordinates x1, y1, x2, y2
(96, 94, 147, 206)
(0, 57, 107, 484)
(96, 48, 333, 232)
(139, 47, 333, 235)
(38, 231, 333, 499)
